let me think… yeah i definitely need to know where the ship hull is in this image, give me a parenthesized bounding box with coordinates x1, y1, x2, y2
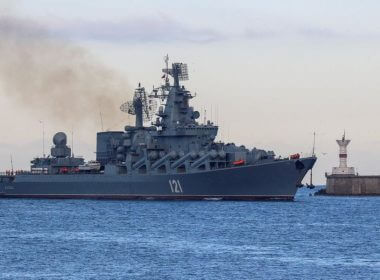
(0, 157, 316, 201)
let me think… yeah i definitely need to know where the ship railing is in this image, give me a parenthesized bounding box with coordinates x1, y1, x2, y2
(0, 170, 49, 176)
(325, 172, 359, 177)
(299, 152, 315, 158)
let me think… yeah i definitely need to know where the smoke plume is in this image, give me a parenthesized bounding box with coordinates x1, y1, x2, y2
(0, 15, 131, 131)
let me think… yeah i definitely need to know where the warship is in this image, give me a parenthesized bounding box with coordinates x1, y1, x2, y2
(0, 57, 316, 200)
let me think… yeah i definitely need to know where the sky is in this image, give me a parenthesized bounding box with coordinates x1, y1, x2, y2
(1, 0, 380, 184)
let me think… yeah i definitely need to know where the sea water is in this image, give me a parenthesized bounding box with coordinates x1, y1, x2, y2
(0, 188, 379, 279)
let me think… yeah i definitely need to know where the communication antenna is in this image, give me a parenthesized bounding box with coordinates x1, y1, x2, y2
(71, 126, 74, 157)
(204, 109, 206, 124)
(99, 108, 104, 132)
(309, 131, 316, 187)
(200, 106, 203, 124)
(210, 105, 213, 124)
(10, 154, 14, 174)
(216, 105, 219, 126)
(39, 120, 45, 158)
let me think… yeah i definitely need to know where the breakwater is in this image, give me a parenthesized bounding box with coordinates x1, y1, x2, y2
(326, 175, 380, 195)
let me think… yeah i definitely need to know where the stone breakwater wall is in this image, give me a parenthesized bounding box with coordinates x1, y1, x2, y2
(326, 175, 380, 195)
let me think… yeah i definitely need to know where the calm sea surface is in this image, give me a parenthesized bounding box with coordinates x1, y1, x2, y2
(0, 188, 379, 280)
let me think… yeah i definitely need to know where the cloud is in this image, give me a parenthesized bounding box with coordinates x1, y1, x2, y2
(1, 9, 374, 47)
(244, 28, 279, 39)
(43, 16, 224, 44)
(296, 27, 342, 39)
(244, 25, 344, 41)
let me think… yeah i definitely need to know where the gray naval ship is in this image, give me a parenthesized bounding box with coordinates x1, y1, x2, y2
(0, 58, 316, 200)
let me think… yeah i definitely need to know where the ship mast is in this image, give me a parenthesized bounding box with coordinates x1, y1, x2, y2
(310, 132, 316, 186)
(39, 120, 45, 158)
(10, 154, 14, 175)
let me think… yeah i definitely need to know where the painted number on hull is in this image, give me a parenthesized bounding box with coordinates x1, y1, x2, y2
(169, 179, 183, 193)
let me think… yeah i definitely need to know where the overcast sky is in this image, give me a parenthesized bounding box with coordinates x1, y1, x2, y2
(1, 0, 380, 184)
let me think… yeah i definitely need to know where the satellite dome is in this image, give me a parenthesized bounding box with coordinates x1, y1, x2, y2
(53, 132, 67, 146)
(192, 111, 200, 119)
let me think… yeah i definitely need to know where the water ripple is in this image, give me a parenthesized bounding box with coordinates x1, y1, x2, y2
(0, 188, 379, 279)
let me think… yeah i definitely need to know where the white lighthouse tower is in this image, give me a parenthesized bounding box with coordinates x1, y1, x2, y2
(332, 132, 355, 175)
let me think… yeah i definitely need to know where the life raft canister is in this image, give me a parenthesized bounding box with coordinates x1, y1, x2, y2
(290, 153, 300, 160)
(60, 167, 69, 173)
(233, 159, 245, 166)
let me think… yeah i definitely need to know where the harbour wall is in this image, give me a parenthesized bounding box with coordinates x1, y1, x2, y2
(326, 175, 380, 195)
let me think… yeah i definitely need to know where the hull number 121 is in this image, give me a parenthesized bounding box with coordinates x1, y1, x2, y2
(169, 179, 183, 193)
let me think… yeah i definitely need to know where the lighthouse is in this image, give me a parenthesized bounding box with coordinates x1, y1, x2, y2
(332, 133, 355, 175)
(325, 133, 380, 195)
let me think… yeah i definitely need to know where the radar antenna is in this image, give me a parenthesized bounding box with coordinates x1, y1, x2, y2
(162, 58, 189, 87)
(176, 63, 189, 81)
(120, 84, 158, 127)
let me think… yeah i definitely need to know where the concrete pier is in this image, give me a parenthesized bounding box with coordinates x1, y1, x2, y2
(326, 175, 380, 195)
